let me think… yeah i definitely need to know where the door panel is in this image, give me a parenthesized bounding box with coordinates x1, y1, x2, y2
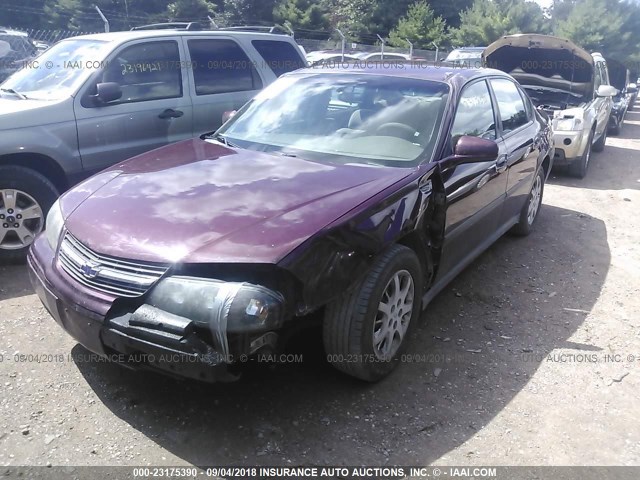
(184, 37, 265, 135)
(436, 80, 508, 279)
(74, 39, 193, 172)
(488, 78, 539, 222)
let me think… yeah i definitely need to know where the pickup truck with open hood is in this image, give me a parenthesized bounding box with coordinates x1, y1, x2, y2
(483, 34, 617, 178)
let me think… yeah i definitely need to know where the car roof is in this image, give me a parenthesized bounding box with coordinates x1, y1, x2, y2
(292, 63, 510, 89)
(60, 29, 296, 43)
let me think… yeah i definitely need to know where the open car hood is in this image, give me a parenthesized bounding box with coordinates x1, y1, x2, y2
(483, 34, 594, 109)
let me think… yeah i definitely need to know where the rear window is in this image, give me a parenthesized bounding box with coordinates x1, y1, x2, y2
(251, 40, 306, 77)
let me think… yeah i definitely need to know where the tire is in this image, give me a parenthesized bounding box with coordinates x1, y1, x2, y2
(0, 166, 59, 263)
(568, 130, 593, 179)
(592, 125, 607, 152)
(511, 168, 545, 236)
(323, 244, 423, 382)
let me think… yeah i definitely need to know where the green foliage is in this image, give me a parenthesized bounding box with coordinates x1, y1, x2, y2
(448, 0, 550, 47)
(222, 0, 276, 25)
(166, 0, 218, 21)
(555, 0, 630, 57)
(388, 1, 447, 49)
(273, 0, 330, 31)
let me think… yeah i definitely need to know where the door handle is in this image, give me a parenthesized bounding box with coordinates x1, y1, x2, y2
(158, 108, 184, 119)
(495, 154, 508, 173)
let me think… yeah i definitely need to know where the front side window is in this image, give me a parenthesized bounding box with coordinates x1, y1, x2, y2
(490, 78, 528, 133)
(99, 41, 182, 104)
(188, 39, 262, 95)
(451, 80, 496, 143)
(215, 73, 449, 167)
(251, 40, 306, 77)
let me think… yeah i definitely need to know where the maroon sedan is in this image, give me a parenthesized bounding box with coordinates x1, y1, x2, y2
(29, 65, 553, 383)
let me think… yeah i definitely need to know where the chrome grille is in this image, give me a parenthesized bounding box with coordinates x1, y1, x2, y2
(58, 232, 168, 298)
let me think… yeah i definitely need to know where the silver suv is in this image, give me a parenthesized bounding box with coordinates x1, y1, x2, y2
(484, 35, 616, 178)
(0, 28, 306, 261)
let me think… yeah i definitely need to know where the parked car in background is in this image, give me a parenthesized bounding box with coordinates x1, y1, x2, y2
(0, 28, 37, 83)
(484, 34, 616, 178)
(0, 28, 306, 262)
(29, 64, 553, 384)
(354, 51, 411, 61)
(306, 50, 358, 67)
(443, 47, 485, 67)
(606, 58, 635, 135)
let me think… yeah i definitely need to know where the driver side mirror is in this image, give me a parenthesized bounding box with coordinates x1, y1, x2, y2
(596, 85, 617, 97)
(441, 135, 499, 172)
(92, 82, 122, 104)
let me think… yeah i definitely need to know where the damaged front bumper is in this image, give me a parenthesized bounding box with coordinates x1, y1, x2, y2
(551, 130, 589, 166)
(28, 236, 286, 383)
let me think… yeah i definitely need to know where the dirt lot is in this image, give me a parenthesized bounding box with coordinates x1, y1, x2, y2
(1, 109, 639, 469)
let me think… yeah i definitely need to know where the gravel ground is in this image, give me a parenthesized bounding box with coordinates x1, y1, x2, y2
(0, 109, 639, 468)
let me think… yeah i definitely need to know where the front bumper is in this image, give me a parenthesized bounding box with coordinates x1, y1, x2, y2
(28, 236, 284, 382)
(551, 130, 588, 166)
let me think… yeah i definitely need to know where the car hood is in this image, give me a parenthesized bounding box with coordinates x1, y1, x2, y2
(483, 34, 594, 108)
(0, 96, 74, 129)
(62, 139, 413, 265)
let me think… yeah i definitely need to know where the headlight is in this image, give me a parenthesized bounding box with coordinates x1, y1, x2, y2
(45, 200, 64, 250)
(147, 276, 285, 334)
(554, 117, 583, 131)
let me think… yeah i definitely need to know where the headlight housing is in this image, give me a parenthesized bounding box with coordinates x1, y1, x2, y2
(553, 117, 583, 131)
(45, 200, 64, 250)
(147, 276, 285, 334)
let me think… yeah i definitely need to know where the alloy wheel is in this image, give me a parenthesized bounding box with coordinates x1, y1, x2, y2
(527, 175, 543, 225)
(0, 189, 44, 250)
(372, 269, 415, 360)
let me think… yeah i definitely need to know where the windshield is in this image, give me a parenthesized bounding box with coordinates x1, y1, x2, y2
(1, 39, 110, 100)
(215, 73, 449, 167)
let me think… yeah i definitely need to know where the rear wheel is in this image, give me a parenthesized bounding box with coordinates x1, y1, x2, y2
(323, 244, 423, 382)
(0, 166, 58, 263)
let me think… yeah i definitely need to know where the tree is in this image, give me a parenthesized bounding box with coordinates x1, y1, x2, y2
(388, 1, 447, 49)
(273, 0, 330, 31)
(166, 0, 217, 21)
(449, 0, 550, 47)
(555, 0, 630, 58)
(222, 0, 277, 25)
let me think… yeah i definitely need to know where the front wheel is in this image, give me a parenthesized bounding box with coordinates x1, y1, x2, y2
(511, 168, 544, 236)
(323, 244, 423, 382)
(592, 125, 607, 152)
(0, 166, 59, 263)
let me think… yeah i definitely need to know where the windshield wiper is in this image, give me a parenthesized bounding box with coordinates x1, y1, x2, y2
(208, 133, 239, 148)
(0, 88, 28, 100)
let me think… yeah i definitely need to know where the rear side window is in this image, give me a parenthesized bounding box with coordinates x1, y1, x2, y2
(251, 40, 306, 77)
(451, 80, 497, 143)
(101, 41, 182, 104)
(490, 78, 528, 133)
(188, 39, 263, 95)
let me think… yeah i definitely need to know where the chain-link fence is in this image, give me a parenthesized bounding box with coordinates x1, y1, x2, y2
(1, 25, 448, 73)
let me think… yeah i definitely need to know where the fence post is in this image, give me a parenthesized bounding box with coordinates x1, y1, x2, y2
(377, 34, 385, 60)
(95, 6, 109, 33)
(335, 29, 346, 61)
(405, 39, 413, 60)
